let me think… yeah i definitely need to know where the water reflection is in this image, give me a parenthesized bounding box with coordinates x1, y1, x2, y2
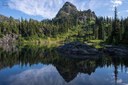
(0, 44, 128, 85)
(8, 65, 128, 85)
(9, 65, 66, 85)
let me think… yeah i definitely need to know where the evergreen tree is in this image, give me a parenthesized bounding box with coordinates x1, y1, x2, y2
(108, 7, 120, 44)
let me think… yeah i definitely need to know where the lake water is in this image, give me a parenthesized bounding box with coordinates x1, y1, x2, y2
(0, 44, 128, 85)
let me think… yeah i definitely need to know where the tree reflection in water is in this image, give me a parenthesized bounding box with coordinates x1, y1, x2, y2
(0, 44, 128, 85)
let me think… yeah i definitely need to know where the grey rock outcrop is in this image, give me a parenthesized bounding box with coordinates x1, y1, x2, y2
(0, 33, 18, 44)
(54, 2, 96, 24)
(58, 42, 100, 59)
(55, 2, 78, 19)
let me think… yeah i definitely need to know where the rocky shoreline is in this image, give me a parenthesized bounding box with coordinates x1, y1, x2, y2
(58, 42, 101, 59)
(58, 42, 128, 59)
(103, 45, 128, 57)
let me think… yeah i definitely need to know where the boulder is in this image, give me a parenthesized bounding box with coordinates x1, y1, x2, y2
(58, 42, 100, 59)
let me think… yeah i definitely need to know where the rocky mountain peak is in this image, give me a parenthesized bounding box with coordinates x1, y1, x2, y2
(54, 2, 96, 24)
(55, 2, 78, 18)
(64, 2, 77, 9)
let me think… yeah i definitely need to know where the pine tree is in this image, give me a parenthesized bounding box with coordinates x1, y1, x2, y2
(108, 7, 120, 44)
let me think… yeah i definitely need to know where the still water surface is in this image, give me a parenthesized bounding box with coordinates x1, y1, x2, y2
(0, 44, 128, 85)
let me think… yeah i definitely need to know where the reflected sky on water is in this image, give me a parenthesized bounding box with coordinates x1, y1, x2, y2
(0, 44, 128, 85)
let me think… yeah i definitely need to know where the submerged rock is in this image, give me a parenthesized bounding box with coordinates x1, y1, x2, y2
(58, 42, 100, 59)
(103, 46, 128, 56)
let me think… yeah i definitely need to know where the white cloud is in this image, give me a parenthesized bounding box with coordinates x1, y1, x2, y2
(117, 79, 123, 83)
(7, 0, 126, 19)
(8, 0, 65, 19)
(111, 0, 123, 7)
(7, 0, 99, 19)
(9, 65, 67, 85)
(7, 65, 128, 85)
(126, 10, 128, 12)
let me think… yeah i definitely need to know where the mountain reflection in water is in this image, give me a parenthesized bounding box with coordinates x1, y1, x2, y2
(0, 44, 128, 85)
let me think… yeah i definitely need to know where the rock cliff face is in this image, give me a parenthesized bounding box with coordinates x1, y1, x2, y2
(0, 33, 18, 44)
(0, 14, 9, 22)
(54, 2, 96, 23)
(0, 14, 19, 22)
(55, 2, 78, 19)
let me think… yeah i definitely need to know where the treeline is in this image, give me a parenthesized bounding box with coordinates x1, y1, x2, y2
(72, 7, 128, 44)
(0, 16, 76, 39)
(83, 15, 126, 44)
(0, 7, 128, 44)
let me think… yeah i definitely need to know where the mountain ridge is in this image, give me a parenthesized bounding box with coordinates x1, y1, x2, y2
(54, 1, 96, 23)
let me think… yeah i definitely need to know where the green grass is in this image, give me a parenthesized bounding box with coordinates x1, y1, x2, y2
(86, 39, 104, 48)
(89, 40, 104, 43)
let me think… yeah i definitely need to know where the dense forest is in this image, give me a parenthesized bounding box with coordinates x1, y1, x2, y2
(0, 2, 128, 44)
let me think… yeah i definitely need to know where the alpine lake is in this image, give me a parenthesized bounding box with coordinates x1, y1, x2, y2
(0, 43, 128, 85)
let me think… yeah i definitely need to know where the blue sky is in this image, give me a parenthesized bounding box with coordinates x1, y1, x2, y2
(0, 0, 128, 21)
